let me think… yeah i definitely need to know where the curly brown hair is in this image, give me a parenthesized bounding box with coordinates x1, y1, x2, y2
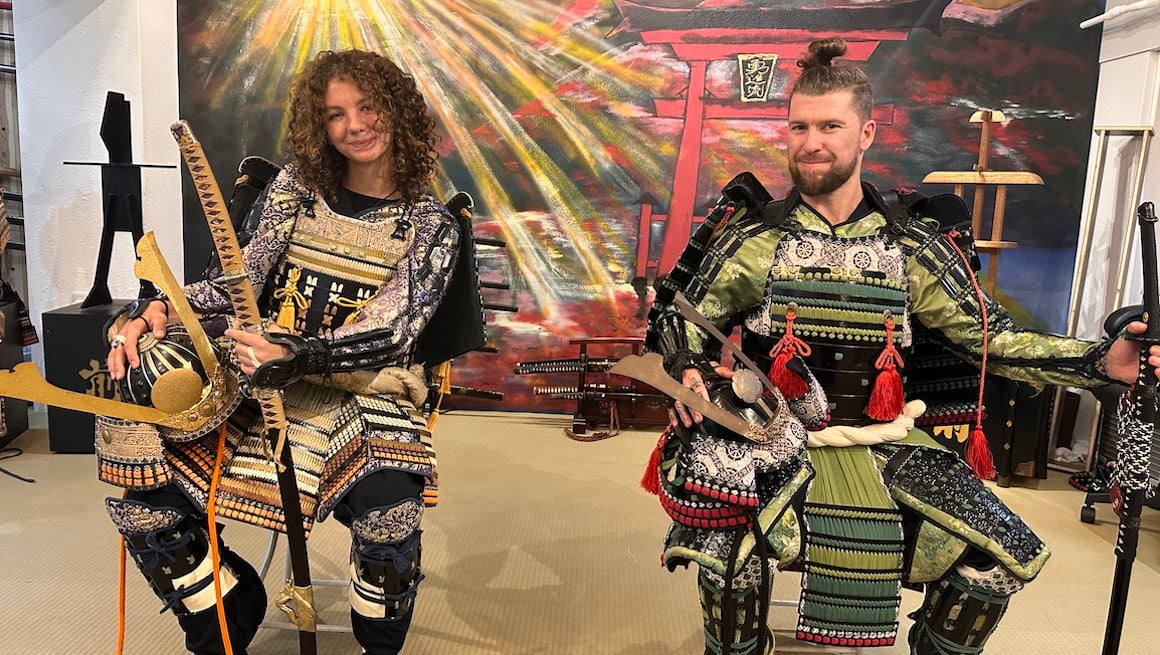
(285, 49, 439, 203)
(791, 37, 874, 123)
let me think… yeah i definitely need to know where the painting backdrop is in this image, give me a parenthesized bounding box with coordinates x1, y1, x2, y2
(177, 0, 1104, 412)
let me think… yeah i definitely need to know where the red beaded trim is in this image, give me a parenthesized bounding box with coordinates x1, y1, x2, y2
(682, 479, 761, 507)
(795, 631, 895, 647)
(658, 487, 752, 529)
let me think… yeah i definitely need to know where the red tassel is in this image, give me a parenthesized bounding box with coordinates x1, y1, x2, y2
(768, 305, 812, 399)
(640, 430, 668, 495)
(865, 313, 906, 421)
(966, 425, 995, 480)
(770, 349, 809, 399)
(866, 364, 904, 421)
(943, 231, 994, 481)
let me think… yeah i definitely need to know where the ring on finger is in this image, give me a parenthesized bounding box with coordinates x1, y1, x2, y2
(110, 335, 127, 349)
(246, 345, 263, 367)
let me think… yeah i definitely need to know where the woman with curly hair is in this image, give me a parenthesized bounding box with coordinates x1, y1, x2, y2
(102, 49, 464, 655)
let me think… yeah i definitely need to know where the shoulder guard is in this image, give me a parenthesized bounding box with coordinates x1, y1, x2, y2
(229, 156, 282, 232)
(653, 172, 775, 308)
(646, 172, 776, 351)
(413, 192, 486, 366)
(887, 191, 974, 259)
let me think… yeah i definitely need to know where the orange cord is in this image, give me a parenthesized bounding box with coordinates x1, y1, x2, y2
(116, 488, 129, 655)
(427, 361, 452, 430)
(707, 204, 736, 243)
(944, 230, 997, 479)
(114, 427, 233, 655)
(207, 422, 234, 655)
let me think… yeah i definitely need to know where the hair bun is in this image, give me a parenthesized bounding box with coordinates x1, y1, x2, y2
(797, 36, 849, 69)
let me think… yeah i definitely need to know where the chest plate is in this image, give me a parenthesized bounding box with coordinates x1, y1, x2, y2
(747, 230, 911, 345)
(268, 199, 415, 336)
(746, 230, 912, 425)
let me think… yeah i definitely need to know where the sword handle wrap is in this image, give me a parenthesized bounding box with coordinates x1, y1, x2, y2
(170, 120, 264, 334)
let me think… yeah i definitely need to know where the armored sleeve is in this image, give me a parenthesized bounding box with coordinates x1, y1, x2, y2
(646, 211, 780, 378)
(905, 218, 1113, 388)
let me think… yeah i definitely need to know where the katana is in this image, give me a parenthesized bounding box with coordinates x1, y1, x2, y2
(514, 357, 620, 375)
(171, 120, 317, 654)
(1102, 201, 1160, 655)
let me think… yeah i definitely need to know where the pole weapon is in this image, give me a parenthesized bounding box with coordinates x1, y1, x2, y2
(1101, 201, 1160, 655)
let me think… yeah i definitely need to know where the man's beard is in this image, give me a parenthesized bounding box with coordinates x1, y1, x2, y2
(790, 156, 857, 196)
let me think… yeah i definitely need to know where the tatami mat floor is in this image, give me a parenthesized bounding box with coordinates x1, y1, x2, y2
(1, 409, 1158, 654)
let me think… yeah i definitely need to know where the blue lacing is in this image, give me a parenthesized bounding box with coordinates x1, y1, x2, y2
(357, 530, 420, 574)
(157, 575, 215, 615)
(352, 572, 426, 619)
(124, 527, 216, 615)
(125, 528, 194, 575)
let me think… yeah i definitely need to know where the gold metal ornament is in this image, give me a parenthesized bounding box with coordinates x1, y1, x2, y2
(0, 231, 239, 436)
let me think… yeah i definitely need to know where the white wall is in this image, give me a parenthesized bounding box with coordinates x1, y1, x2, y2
(1065, 0, 1160, 457)
(1073, 3, 1160, 339)
(13, 0, 181, 370)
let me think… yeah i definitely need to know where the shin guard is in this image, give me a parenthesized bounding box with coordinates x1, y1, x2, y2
(348, 498, 424, 655)
(106, 497, 266, 654)
(698, 557, 772, 655)
(908, 563, 1025, 655)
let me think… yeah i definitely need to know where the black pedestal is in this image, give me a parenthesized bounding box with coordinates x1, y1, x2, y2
(0, 300, 29, 448)
(41, 300, 130, 453)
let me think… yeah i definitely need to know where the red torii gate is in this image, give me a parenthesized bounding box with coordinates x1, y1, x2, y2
(621, 22, 910, 277)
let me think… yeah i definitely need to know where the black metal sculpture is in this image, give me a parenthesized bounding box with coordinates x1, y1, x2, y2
(63, 91, 175, 307)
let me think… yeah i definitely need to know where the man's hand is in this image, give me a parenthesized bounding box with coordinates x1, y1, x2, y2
(225, 325, 292, 377)
(667, 362, 735, 428)
(1105, 321, 1160, 385)
(107, 299, 170, 381)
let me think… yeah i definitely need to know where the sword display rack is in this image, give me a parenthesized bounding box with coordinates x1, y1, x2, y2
(922, 108, 1043, 296)
(515, 337, 667, 434)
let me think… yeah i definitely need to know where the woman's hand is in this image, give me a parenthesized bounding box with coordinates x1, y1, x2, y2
(1106, 321, 1160, 385)
(225, 325, 291, 377)
(107, 299, 170, 381)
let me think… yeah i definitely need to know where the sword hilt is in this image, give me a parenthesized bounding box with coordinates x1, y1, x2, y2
(1134, 202, 1160, 347)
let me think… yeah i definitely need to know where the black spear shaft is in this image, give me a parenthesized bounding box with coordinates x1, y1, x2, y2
(1102, 201, 1160, 655)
